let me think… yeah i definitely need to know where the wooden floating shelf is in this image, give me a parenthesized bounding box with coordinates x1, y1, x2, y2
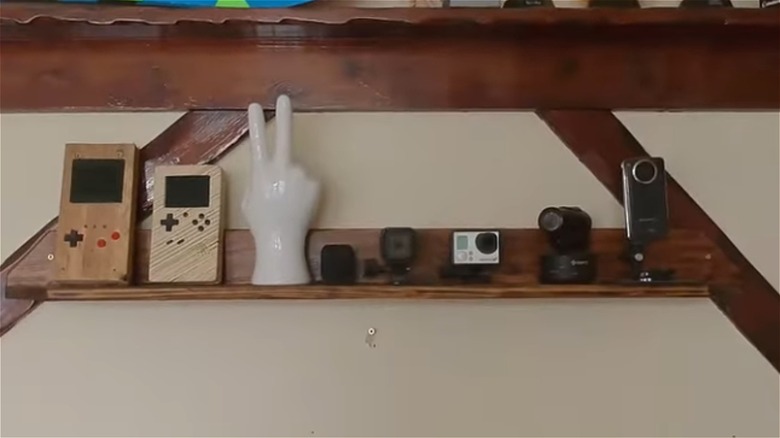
(37, 284, 709, 301)
(4, 227, 733, 302)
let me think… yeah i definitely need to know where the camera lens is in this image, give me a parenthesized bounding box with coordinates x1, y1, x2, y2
(632, 159, 658, 184)
(538, 206, 592, 253)
(539, 207, 564, 232)
(475, 232, 498, 255)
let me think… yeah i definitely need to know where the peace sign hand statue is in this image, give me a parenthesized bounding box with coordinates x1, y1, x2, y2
(242, 95, 320, 285)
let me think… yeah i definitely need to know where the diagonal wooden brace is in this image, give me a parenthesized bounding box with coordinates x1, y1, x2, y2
(538, 109, 780, 373)
(0, 110, 270, 335)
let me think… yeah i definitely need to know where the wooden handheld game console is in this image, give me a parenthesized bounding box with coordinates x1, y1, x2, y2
(149, 165, 224, 283)
(54, 143, 140, 284)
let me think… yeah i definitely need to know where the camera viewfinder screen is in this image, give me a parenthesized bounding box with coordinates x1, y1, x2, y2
(456, 235, 469, 250)
(70, 159, 125, 204)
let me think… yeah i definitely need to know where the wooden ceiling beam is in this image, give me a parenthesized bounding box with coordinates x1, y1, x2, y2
(1, 5, 778, 111)
(4, 3, 777, 26)
(538, 109, 780, 372)
(0, 110, 258, 335)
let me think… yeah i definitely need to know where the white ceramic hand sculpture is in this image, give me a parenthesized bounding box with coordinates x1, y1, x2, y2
(242, 95, 320, 285)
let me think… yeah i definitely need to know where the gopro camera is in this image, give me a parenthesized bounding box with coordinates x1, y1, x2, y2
(381, 228, 417, 267)
(451, 230, 500, 266)
(380, 227, 417, 284)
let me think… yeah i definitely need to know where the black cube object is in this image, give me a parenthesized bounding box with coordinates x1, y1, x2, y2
(320, 244, 357, 285)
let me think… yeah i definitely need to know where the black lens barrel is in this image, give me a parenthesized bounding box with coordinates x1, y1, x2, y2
(538, 206, 592, 252)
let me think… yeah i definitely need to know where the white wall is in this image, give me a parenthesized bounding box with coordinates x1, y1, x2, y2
(0, 111, 778, 437)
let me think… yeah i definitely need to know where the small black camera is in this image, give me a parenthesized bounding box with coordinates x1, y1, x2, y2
(320, 244, 357, 285)
(381, 228, 416, 267)
(538, 206, 592, 253)
(380, 227, 417, 284)
(621, 156, 675, 283)
(621, 157, 669, 245)
(538, 206, 596, 284)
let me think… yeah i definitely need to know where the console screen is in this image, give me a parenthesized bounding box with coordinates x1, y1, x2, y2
(165, 175, 210, 208)
(70, 159, 125, 204)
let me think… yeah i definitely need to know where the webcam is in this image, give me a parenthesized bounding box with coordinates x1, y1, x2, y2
(538, 206, 596, 284)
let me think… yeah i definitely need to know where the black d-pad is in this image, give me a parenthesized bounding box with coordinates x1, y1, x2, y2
(64, 229, 84, 247)
(160, 213, 179, 232)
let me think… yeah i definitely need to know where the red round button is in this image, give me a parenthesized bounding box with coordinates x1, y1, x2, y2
(97, 239, 107, 248)
(111, 231, 121, 240)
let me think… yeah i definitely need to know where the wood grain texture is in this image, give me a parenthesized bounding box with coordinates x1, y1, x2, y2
(1, 7, 777, 111)
(5, 228, 735, 301)
(538, 109, 780, 372)
(39, 284, 709, 301)
(54, 143, 139, 285)
(2, 4, 775, 27)
(304, 228, 736, 286)
(0, 218, 55, 335)
(139, 111, 250, 214)
(149, 165, 224, 283)
(0, 110, 253, 335)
